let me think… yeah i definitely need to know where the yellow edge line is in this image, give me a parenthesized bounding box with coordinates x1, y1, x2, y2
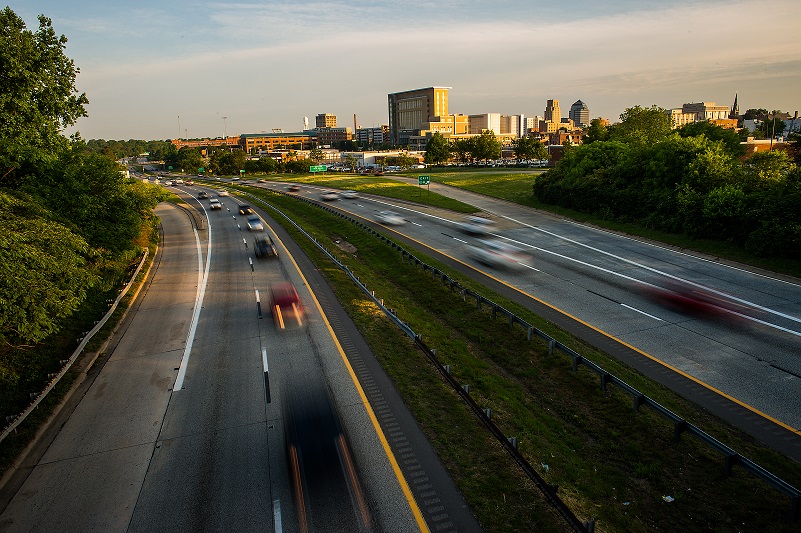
(269, 221, 430, 533)
(340, 209, 801, 438)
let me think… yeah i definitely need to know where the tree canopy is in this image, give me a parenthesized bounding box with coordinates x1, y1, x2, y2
(424, 133, 450, 165)
(0, 8, 88, 183)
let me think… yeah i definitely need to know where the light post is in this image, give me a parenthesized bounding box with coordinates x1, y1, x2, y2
(222, 116, 228, 140)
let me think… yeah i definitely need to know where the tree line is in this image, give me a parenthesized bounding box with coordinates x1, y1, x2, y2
(1, 7, 167, 361)
(532, 106, 801, 258)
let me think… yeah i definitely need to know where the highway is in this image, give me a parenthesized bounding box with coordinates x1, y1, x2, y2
(0, 184, 481, 532)
(247, 178, 801, 459)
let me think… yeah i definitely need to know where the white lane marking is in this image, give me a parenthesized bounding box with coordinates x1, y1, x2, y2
(519, 263, 540, 272)
(262, 347, 269, 373)
(255, 289, 260, 304)
(174, 205, 212, 391)
(621, 304, 663, 321)
(273, 498, 283, 533)
(501, 219, 801, 326)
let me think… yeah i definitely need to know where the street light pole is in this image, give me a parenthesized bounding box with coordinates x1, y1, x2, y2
(222, 116, 228, 140)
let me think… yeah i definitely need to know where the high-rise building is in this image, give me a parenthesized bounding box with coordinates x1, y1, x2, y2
(388, 87, 451, 146)
(468, 113, 502, 134)
(315, 113, 337, 128)
(569, 100, 590, 128)
(544, 99, 561, 123)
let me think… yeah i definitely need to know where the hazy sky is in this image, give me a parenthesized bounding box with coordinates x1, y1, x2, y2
(10, 0, 801, 141)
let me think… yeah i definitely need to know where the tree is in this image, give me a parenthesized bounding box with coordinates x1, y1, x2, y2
(610, 105, 673, 146)
(583, 118, 609, 144)
(743, 108, 769, 120)
(0, 8, 88, 184)
(424, 133, 450, 165)
(513, 135, 548, 161)
(0, 191, 97, 347)
(471, 130, 502, 161)
(308, 148, 325, 164)
(677, 121, 745, 157)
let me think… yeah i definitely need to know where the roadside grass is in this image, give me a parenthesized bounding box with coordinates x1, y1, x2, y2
(422, 170, 801, 279)
(241, 186, 801, 533)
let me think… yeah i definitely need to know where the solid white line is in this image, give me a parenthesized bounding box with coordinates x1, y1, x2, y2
(174, 207, 212, 391)
(273, 498, 283, 533)
(621, 304, 664, 321)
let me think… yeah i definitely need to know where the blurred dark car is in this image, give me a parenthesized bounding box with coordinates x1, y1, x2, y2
(239, 204, 254, 215)
(254, 235, 278, 258)
(284, 382, 373, 532)
(198, 191, 208, 199)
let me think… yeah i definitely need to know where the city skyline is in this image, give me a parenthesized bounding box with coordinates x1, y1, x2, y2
(10, 0, 801, 140)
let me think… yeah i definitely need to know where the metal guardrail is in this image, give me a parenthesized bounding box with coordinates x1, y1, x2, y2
(241, 186, 801, 524)
(1, 250, 149, 444)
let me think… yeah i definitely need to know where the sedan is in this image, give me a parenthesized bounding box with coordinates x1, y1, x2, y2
(239, 204, 254, 215)
(209, 198, 222, 210)
(376, 211, 405, 225)
(218, 190, 229, 197)
(254, 235, 278, 258)
(198, 191, 208, 199)
(467, 238, 529, 270)
(270, 281, 304, 329)
(288, 185, 301, 192)
(246, 215, 264, 231)
(341, 190, 358, 199)
(457, 215, 495, 236)
(320, 191, 340, 201)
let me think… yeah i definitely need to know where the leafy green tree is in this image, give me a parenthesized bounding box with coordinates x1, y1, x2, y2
(175, 147, 202, 173)
(471, 130, 502, 161)
(0, 191, 97, 347)
(609, 105, 673, 146)
(743, 108, 768, 120)
(513, 135, 547, 161)
(451, 138, 472, 164)
(0, 8, 88, 184)
(677, 121, 745, 157)
(424, 133, 451, 165)
(309, 148, 325, 164)
(583, 118, 609, 144)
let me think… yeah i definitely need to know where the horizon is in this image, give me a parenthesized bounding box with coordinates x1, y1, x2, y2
(10, 0, 800, 141)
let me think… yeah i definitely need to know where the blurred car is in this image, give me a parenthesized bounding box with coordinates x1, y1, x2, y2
(254, 235, 278, 258)
(164, 180, 173, 186)
(270, 281, 304, 329)
(246, 215, 264, 231)
(175, 179, 184, 184)
(185, 180, 194, 185)
(458, 215, 495, 236)
(239, 204, 254, 215)
(257, 179, 266, 183)
(209, 198, 222, 210)
(341, 190, 358, 199)
(198, 191, 208, 199)
(288, 184, 301, 192)
(468, 238, 529, 270)
(283, 381, 373, 531)
(320, 191, 340, 201)
(645, 279, 737, 318)
(376, 211, 405, 225)
(218, 190, 229, 197)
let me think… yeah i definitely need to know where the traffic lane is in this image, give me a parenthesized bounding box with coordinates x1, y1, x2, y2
(247, 198, 470, 532)
(130, 198, 274, 530)
(0, 203, 200, 532)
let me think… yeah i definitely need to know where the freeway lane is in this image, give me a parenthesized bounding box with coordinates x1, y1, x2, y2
(250, 179, 801, 459)
(1, 186, 481, 532)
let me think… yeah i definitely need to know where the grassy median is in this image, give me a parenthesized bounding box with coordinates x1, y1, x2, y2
(236, 183, 801, 533)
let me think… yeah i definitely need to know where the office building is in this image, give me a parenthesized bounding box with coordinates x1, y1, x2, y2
(544, 99, 561, 123)
(316, 113, 337, 128)
(569, 100, 590, 128)
(388, 87, 451, 146)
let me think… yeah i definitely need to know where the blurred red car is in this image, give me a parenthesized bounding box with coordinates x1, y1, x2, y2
(270, 282, 304, 329)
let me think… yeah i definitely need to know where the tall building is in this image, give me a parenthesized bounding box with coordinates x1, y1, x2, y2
(544, 99, 561, 123)
(569, 100, 590, 128)
(468, 113, 501, 134)
(315, 113, 337, 128)
(388, 87, 451, 146)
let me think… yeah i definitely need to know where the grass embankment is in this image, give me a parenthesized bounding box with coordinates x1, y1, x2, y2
(235, 183, 801, 533)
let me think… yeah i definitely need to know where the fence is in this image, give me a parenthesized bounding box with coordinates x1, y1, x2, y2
(248, 187, 800, 524)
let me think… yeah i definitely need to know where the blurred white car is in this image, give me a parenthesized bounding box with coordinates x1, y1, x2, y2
(218, 190, 229, 197)
(320, 191, 340, 201)
(341, 190, 358, 199)
(209, 198, 222, 210)
(247, 215, 264, 231)
(468, 239, 529, 270)
(376, 211, 405, 225)
(457, 215, 495, 236)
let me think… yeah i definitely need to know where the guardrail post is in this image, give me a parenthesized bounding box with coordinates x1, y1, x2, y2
(484, 408, 492, 419)
(548, 339, 556, 355)
(673, 420, 687, 442)
(724, 452, 740, 475)
(508, 437, 518, 449)
(462, 384, 470, 394)
(633, 395, 646, 413)
(492, 304, 497, 319)
(572, 355, 583, 371)
(600, 372, 609, 392)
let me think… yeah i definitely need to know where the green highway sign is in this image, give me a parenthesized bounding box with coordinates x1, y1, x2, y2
(198, 167, 204, 172)
(418, 175, 430, 185)
(240, 169, 245, 174)
(309, 165, 328, 173)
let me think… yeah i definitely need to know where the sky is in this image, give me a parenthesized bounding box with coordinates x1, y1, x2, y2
(9, 0, 801, 141)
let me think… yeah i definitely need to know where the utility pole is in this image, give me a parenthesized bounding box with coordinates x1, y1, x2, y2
(222, 116, 228, 140)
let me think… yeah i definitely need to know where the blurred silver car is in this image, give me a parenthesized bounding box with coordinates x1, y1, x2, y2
(458, 215, 495, 235)
(468, 239, 529, 270)
(246, 215, 264, 231)
(376, 211, 405, 225)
